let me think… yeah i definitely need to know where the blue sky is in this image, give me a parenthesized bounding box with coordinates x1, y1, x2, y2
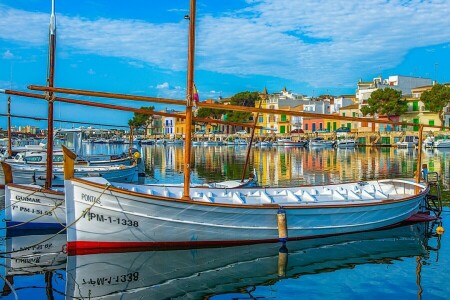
(1, 0, 450, 129)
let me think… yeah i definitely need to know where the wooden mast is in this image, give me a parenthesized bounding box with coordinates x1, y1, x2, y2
(45, 0, 56, 189)
(7, 96, 12, 157)
(183, 0, 196, 200)
(241, 105, 261, 182)
(415, 125, 424, 183)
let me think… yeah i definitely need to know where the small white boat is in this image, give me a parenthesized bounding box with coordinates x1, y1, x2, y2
(337, 138, 357, 148)
(255, 141, 273, 147)
(277, 138, 307, 147)
(433, 136, 450, 148)
(203, 139, 223, 146)
(309, 138, 335, 148)
(396, 136, 418, 149)
(63, 141, 430, 253)
(225, 138, 248, 146)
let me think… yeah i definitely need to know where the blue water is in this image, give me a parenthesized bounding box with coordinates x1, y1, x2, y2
(1, 144, 450, 299)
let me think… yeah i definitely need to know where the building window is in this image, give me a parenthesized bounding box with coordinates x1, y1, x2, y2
(413, 101, 419, 111)
(259, 116, 263, 122)
(281, 115, 287, 122)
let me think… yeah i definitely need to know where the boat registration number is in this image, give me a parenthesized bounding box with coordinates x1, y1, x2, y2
(83, 212, 139, 227)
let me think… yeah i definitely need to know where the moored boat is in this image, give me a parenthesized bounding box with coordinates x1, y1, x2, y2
(63, 144, 430, 253)
(337, 138, 357, 148)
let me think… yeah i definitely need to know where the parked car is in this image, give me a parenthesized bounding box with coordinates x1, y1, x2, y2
(194, 130, 205, 135)
(236, 130, 247, 135)
(335, 127, 351, 133)
(290, 129, 304, 133)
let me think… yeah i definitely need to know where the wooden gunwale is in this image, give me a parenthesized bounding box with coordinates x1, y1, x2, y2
(7, 183, 64, 196)
(71, 177, 428, 210)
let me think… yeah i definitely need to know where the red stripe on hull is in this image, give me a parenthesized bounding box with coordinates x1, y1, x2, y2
(67, 239, 279, 256)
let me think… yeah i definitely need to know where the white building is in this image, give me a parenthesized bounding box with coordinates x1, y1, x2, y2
(356, 75, 432, 104)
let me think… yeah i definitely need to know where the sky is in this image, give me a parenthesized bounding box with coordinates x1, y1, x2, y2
(1, 0, 450, 129)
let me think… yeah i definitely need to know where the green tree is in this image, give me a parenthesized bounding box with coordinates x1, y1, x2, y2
(128, 106, 155, 134)
(361, 87, 407, 118)
(420, 84, 450, 125)
(226, 91, 259, 123)
(196, 106, 224, 119)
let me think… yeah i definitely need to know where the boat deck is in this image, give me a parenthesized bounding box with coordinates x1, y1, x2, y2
(102, 178, 423, 206)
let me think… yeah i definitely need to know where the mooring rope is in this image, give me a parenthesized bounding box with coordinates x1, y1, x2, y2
(0, 184, 111, 255)
(0, 188, 42, 213)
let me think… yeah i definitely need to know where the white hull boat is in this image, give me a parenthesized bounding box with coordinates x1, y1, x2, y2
(337, 139, 357, 148)
(309, 138, 335, 148)
(64, 176, 429, 253)
(5, 162, 138, 186)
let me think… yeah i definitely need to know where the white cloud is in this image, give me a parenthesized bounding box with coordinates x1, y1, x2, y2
(156, 82, 170, 89)
(2, 49, 14, 59)
(87, 68, 95, 75)
(1, 1, 450, 89)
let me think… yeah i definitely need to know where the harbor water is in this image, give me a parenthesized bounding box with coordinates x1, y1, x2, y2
(1, 143, 449, 299)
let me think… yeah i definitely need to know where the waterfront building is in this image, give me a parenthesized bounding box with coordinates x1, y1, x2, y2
(256, 87, 313, 134)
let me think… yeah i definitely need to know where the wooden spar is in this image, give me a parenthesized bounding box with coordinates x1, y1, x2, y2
(28, 85, 186, 106)
(2, 89, 265, 130)
(241, 105, 261, 182)
(1, 162, 13, 185)
(0, 113, 129, 128)
(26, 86, 450, 131)
(7, 96, 12, 157)
(415, 125, 424, 183)
(183, 0, 196, 200)
(45, 0, 56, 189)
(62, 145, 76, 180)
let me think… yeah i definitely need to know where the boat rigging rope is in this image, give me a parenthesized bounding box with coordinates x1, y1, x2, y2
(0, 188, 42, 213)
(0, 184, 111, 255)
(1, 201, 63, 230)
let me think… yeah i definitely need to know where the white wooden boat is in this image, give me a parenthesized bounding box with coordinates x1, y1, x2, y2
(5, 162, 138, 187)
(309, 138, 335, 148)
(64, 144, 430, 253)
(276, 138, 307, 147)
(433, 136, 450, 148)
(65, 222, 429, 299)
(337, 138, 357, 148)
(255, 141, 273, 147)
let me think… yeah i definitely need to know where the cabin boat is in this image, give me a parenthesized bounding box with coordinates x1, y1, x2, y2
(276, 138, 307, 147)
(396, 136, 418, 149)
(309, 138, 335, 148)
(433, 136, 450, 148)
(336, 138, 357, 148)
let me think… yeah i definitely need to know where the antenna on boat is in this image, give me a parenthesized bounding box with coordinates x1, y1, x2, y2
(45, 0, 57, 189)
(182, 0, 196, 200)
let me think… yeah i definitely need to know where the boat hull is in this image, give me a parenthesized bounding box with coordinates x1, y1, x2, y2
(8, 163, 138, 186)
(65, 178, 428, 254)
(5, 184, 65, 231)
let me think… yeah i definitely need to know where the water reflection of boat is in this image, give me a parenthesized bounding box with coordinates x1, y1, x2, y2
(0, 232, 66, 299)
(65, 222, 430, 299)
